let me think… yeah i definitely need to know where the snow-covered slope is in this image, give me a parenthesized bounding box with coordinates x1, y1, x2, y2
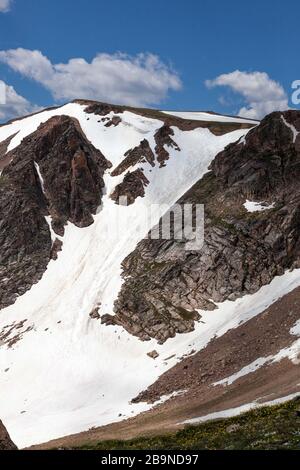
(1, 103, 295, 448)
(162, 110, 258, 124)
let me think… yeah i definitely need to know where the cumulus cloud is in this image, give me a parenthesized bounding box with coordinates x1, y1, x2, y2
(206, 70, 289, 120)
(0, 80, 37, 121)
(0, 48, 182, 107)
(0, 0, 12, 13)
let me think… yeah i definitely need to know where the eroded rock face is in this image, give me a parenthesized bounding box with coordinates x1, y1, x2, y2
(106, 111, 300, 343)
(0, 115, 111, 310)
(110, 169, 150, 206)
(154, 125, 180, 167)
(111, 139, 155, 177)
(0, 420, 17, 450)
(0, 134, 17, 172)
(211, 110, 300, 197)
(0, 169, 51, 310)
(104, 116, 122, 128)
(4, 115, 111, 231)
(82, 101, 124, 117)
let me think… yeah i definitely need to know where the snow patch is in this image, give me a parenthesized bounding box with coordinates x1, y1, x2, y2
(244, 200, 275, 212)
(181, 392, 300, 425)
(151, 390, 187, 406)
(162, 111, 258, 125)
(34, 162, 45, 194)
(213, 357, 270, 387)
(281, 115, 299, 143)
(291, 320, 300, 336)
(44, 216, 61, 244)
(238, 134, 247, 146)
(213, 318, 300, 387)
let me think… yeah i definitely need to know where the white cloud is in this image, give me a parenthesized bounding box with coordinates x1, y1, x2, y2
(0, 80, 37, 121)
(206, 70, 289, 120)
(0, 0, 12, 13)
(0, 48, 182, 107)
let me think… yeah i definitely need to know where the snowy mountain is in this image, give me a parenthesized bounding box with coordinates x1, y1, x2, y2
(0, 101, 299, 449)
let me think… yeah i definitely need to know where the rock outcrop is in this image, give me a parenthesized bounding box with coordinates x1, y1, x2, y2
(0, 421, 17, 450)
(0, 134, 16, 172)
(110, 169, 150, 205)
(154, 125, 180, 167)
(104, 111, 300, 343)
(212, 110, 300, 196)
(111, 139, 155, 177)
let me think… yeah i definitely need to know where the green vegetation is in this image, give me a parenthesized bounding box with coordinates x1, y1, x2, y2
(68, 399, 300, 450)
(0, 174, 9, 185)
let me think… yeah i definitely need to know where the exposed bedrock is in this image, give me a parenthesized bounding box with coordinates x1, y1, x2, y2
(154, 124, 180, 167)
(110, 169, 150, 206)
(111, 139, 155, 177)
(110, 126, 181, 205)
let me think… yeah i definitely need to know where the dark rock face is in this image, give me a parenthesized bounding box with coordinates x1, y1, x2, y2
(50, 239, 63, 260)
(0, 134, 16, 172)
(111, 139, 155, 177)
(106, 111, 300, 343)
(89, 307, 101, 320)
(154, 125, 180, 167)
(76, 99, 255, 136)
(3, 115, 111, 231)
(0, 115, 111, 310)
(0, 420, 17, 450)
(212, 110, 300, 197)
(105, 116, 122, 127)
(82, 102, 124, 116)
(0, 170, 51, 310)
(110, 169, 149, 206)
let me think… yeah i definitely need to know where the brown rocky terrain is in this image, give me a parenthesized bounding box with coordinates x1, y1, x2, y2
(111, 139, 155, 177)
(111, 169, 150, 206)
(0, 134, 16, 171)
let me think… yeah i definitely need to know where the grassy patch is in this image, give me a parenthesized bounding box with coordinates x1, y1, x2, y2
(65, 398, 300, 450)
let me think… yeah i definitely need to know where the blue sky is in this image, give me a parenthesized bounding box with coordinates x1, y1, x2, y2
(0, 0, 298, 121)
